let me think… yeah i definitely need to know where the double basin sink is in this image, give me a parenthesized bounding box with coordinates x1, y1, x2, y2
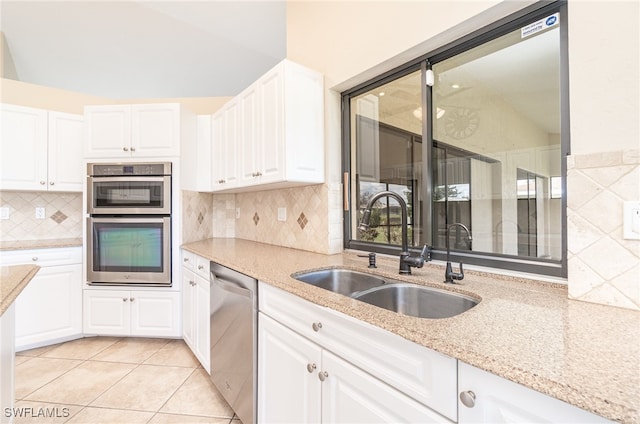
(292, 268, 478, 319)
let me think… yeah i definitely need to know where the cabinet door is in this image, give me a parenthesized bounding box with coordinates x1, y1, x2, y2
(238, 84, 260, 186)
(131, 103, 180, 157)
(211, 110, 227, 189)
(322, 350, 451, 424)
(0, 104, 48, 190)
(258, 313, 322, 424)
(458, 362, 609, 423)
(222, 100, 240, 187)
(257, 65, 285, 184)
(15, 264, 82, 351)
(84, 105, 131, 158)
(182, 268, 197, 349)
(130, 290, 180, 337)
(194, 274, 210, 371)
(48, 111, 84, 192)
(83, 290, 131, 336)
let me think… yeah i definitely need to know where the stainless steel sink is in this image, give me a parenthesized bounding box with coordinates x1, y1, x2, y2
(292, 268, 388, 296)
(293, 268, 479, 319)
(352, 283, 478, 319)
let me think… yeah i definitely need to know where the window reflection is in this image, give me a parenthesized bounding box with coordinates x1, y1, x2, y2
(347, 12, 563, 266)
(433, 24, 562, 260)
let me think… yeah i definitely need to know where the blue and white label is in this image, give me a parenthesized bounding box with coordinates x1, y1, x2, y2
(521, 13, 560, 38)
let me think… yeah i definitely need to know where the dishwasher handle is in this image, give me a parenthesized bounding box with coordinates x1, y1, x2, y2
(212, 274, 253, 298)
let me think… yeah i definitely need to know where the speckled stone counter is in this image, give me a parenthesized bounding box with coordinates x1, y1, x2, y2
(0, 238, 83, 251)
(183, 238, 640, 423)
(0, 265, 40, 315)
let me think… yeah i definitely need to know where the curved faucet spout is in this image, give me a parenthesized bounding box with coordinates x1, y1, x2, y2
(359, 191, 430, 274)
(444, 223, 472, 284)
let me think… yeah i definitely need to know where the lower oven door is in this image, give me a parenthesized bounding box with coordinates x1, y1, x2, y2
(87, 216, 171, 286)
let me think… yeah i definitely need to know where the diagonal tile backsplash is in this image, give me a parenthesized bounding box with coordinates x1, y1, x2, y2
(0, 191, 83, 241)
(567, 149, 640, 310)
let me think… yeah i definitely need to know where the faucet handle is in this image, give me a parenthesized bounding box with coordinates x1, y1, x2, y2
(419, 244, 432, 262)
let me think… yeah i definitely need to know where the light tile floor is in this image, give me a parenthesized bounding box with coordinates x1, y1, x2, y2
(14, 337, 240, 424)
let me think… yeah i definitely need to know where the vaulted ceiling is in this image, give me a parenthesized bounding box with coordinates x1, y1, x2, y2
(0, 1, 287, 99)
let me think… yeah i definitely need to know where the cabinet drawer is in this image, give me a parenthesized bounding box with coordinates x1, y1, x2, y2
(259, 282, 458, 421)
(0, 247, 82, 267)
(194, 255, 210, 279)
(181, 250, 196, 271)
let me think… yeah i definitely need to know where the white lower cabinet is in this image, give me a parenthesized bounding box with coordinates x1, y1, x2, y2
(458, 362, 610, 423)
(258, 283, 455, 423)
(259, 313, 448, 423)
(83, 290, 180, 337)
(0, 247, 82, 351)
(181, 268, 210, 370)
(181, 250, 210, 370)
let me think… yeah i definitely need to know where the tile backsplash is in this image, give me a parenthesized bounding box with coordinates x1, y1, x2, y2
(234, 184, 331, 254)
(567, 149, 640, 311)
(183, 183, 341, 255)
(0, 191, 82, 241)
(181, 190, 214, 244)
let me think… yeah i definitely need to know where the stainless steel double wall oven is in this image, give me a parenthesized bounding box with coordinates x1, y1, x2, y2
(87, 162, 172, 286)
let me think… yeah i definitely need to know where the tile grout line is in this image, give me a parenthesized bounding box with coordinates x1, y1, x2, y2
(146, 367, 199, 423)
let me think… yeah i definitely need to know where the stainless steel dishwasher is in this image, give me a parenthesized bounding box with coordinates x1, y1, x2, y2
(209, 262, 257, 424)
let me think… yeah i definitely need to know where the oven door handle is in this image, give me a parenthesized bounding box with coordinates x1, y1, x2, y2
(212, 275, 252, 298)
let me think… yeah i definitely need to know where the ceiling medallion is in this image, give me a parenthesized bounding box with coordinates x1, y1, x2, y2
(444, 107, 479, 139)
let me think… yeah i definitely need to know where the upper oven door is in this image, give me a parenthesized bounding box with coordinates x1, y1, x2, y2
(87, 176, 171, 215)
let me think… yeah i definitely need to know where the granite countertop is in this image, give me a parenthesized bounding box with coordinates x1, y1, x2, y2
(183, 238, 640, 423)
(0, 265, 40, 316)
(0, 238, 83, 251)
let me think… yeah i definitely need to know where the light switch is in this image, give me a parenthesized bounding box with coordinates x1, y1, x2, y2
(277, 207, 287, 222)
(0, 207, 9, 220)
(623, 201, 640, 240)
(35, 207, 46, 220)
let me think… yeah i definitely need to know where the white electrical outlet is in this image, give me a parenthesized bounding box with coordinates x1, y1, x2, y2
(0, 207, 9, 220)
(277, 207, 287, 222)
(35, 207, 46, 220)
(623, 201, 640, 240)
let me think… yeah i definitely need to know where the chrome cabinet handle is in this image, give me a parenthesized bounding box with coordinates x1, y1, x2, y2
(130, 297, 135, 302)
(318, 371, 328, 381)
(312, 322, 322, 332)
(40, 181, 46, 185)
(49, 181, 54, 185)
(189, 280, 195, 286)
(198, 265, 204, 270)
(130, 147, 136, 152)
(183, 258, 189, 262)
(306, 363, 316, 373)
(31, 257, 38, 261)
(122, 298, 128, 302)
(460, 390, 476, 408)
(123, 147, 129, 152)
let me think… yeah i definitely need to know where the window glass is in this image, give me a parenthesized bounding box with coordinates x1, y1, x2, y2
(345, 9, 564, 274)
(432, 16, 561, 260)
(350, 70, 423, 248)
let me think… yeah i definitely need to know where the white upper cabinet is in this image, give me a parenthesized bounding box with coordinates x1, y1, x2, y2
(211, 99, 240, 190)
(210, 59, 324, 193)
(85, 103, 192, 158)
(0, 104, 83, 192)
